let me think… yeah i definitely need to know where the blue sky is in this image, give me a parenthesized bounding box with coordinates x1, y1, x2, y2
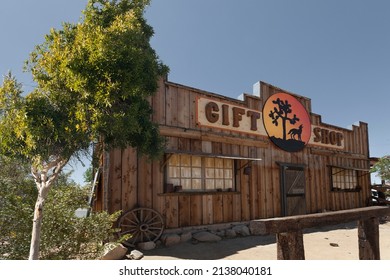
(1, 0, 389, 184)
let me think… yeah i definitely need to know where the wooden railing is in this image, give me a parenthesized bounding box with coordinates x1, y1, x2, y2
(249, 206, 390, 260)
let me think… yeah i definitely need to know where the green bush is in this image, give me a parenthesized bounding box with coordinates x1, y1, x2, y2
(40, 183, 121, 260)
(0, 157, 120, 260)
(0, 157, 36, 259)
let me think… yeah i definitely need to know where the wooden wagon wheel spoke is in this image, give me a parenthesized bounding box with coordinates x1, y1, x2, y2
(148, 221, 165, 228)
(122, 229, 138, 234)
(147, 224, 163, 229)
(118, 207, 165, 245)
(144, 229, 159, 237)
(123, 217, 138, 226)
(121, 224, 137, 229)
(144, 215, 161, 224)
(144, 228, 160, 235)
(132, 231, 141, 243)
(130, 211, 141, 224)
(121, 229, 138, 235)
(141, 209, 152, 221)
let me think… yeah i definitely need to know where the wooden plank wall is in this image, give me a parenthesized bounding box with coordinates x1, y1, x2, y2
(101, 79, 371, 229)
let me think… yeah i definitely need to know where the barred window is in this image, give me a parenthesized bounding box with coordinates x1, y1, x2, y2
(330, 166, 359, 191)
(166, 154, 235, 192)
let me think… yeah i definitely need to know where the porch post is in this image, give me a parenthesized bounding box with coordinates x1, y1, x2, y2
(276, 230, 305, 260)
(358, 217, 380, 260)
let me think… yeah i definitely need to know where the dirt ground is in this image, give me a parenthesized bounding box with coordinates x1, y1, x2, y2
(142, 221, 390, 260)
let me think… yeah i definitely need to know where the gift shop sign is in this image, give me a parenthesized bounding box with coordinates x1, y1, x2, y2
(311, 125, 344, 149)
(196, 96, 267, 136)
(196, 95, 344, 151)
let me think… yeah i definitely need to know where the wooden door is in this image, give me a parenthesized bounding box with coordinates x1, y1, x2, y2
(280, 164, 306, 216)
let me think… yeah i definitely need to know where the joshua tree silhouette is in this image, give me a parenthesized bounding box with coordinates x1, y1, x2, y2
(269, 97, 300, 141)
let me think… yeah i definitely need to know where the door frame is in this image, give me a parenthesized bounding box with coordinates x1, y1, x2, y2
(278, 162, 307, 217)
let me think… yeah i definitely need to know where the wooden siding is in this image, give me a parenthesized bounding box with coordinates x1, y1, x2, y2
(97, 79, 371, 229)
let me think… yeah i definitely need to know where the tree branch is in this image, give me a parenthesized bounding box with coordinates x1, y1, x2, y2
(46, 159, 68, 186)
(31, 165, 40, 184)
(31, 157, 69, 192)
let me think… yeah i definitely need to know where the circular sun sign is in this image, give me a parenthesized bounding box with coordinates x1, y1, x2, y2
(263, 92, 311, 152)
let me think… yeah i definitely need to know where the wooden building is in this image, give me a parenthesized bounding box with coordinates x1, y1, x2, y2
(92, 77, 371, 243)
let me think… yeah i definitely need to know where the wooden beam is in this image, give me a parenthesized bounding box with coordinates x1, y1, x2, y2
(159, 126, 201, 140)
(164, 149, 263, 161)
(309, 147, 367, 159)
(249, 206, 390, 260)
(201, 133, 268, 148)
(249, 206, 390, 235)
(159, 125, 269, 148)
(358, 217, 380, 260)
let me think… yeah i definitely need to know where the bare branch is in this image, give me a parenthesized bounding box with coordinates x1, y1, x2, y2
(46, 159, 68, 186)
(31, 165, 40, 183)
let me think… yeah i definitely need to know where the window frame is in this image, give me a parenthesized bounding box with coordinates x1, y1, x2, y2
(164, 153, 236, 193)
(329, 165, 361, 192)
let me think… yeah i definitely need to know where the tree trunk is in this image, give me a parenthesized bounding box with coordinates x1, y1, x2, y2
(28, 158, 68, 260)
(282, 117, 287, 140)
(28, 193, 46, 260)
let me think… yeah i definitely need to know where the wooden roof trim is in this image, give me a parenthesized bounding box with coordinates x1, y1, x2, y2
(310, 147, 368, 159)
(159, 125, 269, 148)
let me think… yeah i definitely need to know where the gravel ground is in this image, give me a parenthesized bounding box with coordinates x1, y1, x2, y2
(142, 221, 390, 260)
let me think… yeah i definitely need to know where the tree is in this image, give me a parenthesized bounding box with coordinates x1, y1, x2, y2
(0, 156, 120, 260)
(83, 166, 94, 184)
(268, 98, 300, 141)
(40, 173, 121, 260)
(0, 156, 36, 259)
(371, 156, 390, 184)
(0, 0, 168, 259)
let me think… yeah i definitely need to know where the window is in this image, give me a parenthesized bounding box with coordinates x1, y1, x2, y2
(330, 166, 359, 191)
(165, 154, 235, 192)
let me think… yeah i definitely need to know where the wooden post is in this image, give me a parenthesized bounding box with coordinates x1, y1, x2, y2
(358, 217, 380, 260)
(249, 206, 390, 260)
(276, 230, 305, 260)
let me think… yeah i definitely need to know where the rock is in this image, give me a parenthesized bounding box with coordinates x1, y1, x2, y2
(225, 229, 237, 238)
(216, 230, 226, 238)
(127, 250, 144, 260)
(329, 243, 339, 247)
(137, 241, 156, 251)
(180, 232, 192, 243)
(100, 243, 128, 260)
(102, 242, 120, 254)
(232, 225, 250, 236)
(193, 231, 222, 242)
(161, 233, 181, 247)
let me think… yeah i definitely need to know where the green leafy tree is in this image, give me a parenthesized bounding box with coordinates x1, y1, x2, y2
(0, 0, 168, 259)
(371, 156, 390, 184)
(0, 157, 36, 259)
(83, 166, 94, 184)
(0, 156, 120, 259)
(40, 176, 121, 260)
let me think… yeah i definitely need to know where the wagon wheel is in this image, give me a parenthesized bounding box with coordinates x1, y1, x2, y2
(118, 207, 164, 246)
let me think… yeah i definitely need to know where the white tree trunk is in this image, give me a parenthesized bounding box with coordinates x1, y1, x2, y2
(28, 158, 68, 260)
(28, 189, 46, 260)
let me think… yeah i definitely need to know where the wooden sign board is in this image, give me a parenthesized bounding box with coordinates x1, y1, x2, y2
(196, 95, 345, 151)
(196, 96, 267, 136)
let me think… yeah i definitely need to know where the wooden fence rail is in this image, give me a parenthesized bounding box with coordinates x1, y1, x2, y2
(249, 206, 390, 260)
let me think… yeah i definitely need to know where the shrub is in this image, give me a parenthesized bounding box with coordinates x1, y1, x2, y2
(0, 156, 120, 260)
